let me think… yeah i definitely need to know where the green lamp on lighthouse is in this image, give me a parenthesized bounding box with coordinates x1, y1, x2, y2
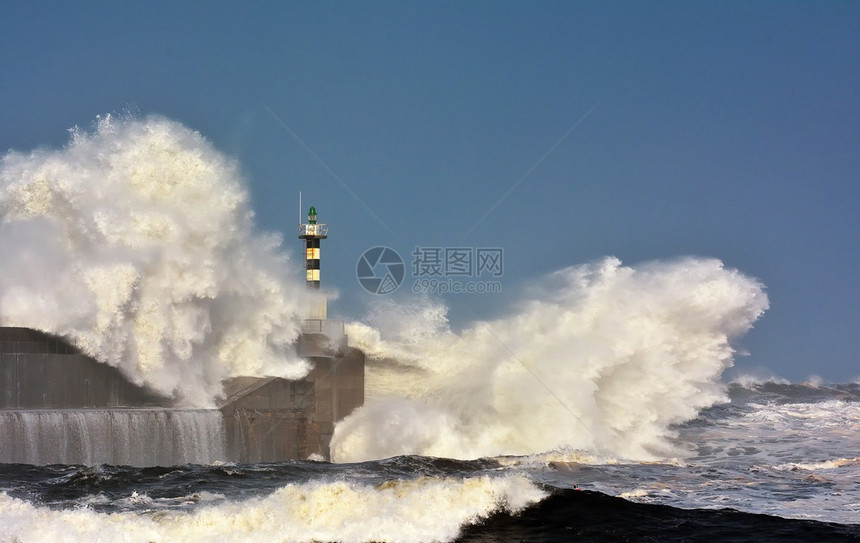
(299, 206, 328, 289)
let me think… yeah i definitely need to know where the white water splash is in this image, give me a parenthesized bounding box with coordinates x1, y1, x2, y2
(0, 115, 317, 405)
(333, 257, 768, 462)
(0, 474, 545, 543)
(726, 370, 791, 388)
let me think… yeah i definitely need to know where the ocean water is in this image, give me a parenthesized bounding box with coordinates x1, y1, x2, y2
(1, 381, 858, 542)
(2, 116, 858, 541)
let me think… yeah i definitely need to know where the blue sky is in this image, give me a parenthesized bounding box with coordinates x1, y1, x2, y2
(2, 1, 858, 381)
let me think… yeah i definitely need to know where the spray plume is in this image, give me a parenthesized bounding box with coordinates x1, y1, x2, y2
(334, 257, 768, 462)
(0, 114, 769, 462)
(0, 115, 317, 406)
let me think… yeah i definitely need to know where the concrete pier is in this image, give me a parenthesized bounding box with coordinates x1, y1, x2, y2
(0, 326, 364, 465)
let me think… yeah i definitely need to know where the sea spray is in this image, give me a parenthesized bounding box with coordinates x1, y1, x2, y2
(0, 115, 318, 405)
(333, 257, 768, 461)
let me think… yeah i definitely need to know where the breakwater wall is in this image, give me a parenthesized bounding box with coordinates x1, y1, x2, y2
(0, 327, 364, 465)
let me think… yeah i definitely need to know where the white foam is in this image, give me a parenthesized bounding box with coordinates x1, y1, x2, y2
(727, 371, 790, 388)
(334, 257, 768, 462)
(0, 474, 546, 543)
(773, 457, 860, 472)
(0, 115, 318, 405)
(743, 399, 860, 430)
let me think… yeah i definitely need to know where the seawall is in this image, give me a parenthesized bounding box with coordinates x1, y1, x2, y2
(0, 326, 364, 465)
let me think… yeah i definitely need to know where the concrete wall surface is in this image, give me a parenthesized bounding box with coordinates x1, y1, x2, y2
(218, 346, 365, 462)
(0, 327, 365, 463)
(0, 328, 169, 408)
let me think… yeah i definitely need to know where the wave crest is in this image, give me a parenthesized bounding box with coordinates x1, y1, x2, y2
(334, 257, 768, 461)
(0, 115, 317, 405)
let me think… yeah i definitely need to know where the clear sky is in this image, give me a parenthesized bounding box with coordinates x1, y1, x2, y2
(1, 1, 858, 382)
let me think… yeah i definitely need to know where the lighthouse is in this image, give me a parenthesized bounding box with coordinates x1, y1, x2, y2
(299, 205, 328, 318)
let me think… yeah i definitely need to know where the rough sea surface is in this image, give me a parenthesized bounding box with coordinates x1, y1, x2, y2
(1, 382, 858, 542)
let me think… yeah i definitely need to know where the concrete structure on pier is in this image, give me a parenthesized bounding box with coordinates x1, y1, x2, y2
(220, 319, 364, 462)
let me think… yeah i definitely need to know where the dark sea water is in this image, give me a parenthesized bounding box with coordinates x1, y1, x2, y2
(2, 382, 859, 542)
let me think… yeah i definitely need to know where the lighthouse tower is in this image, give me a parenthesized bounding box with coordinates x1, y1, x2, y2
(299, 205, 328, 318)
